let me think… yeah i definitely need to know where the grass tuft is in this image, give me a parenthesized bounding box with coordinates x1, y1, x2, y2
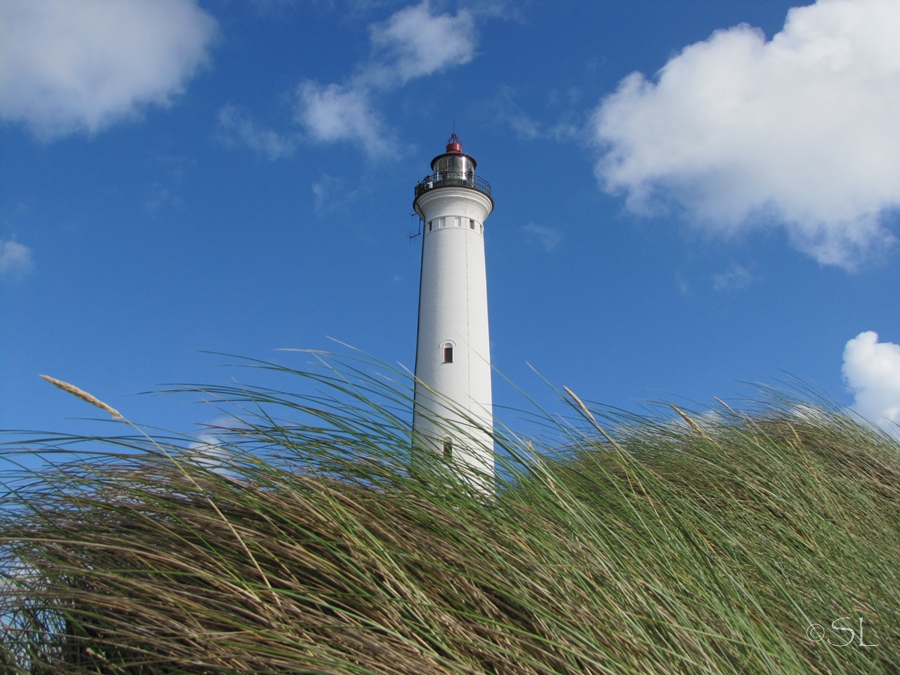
(2, 357, 899, 673)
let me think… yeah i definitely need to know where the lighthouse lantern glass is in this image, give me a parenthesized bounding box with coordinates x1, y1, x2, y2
(432, 154, 475, 182)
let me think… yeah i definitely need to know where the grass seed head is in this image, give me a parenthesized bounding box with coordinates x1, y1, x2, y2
(40, 374, 123, 419)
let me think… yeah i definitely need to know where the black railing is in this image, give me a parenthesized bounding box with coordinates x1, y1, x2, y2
(414, 172, 492, 200)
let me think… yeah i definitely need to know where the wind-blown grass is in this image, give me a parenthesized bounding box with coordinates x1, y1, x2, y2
(1, 356, 898, 674)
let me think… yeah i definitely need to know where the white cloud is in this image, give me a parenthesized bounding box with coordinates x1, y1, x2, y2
(0, 240, 34, 281)
(367, 1, 475, 85)
(592, 0, 900, 269)
(523, 223, 563, 252)
(187, 417, 244, 477)
(218, 105, 296, 160)
(188, 433, 229, 469)
(296, 82, 393, 156)
(0, 0, 218, 138)
(843, 331, 900, 437)
(712, 262, 755, 291)
(295, 1, 477, 155)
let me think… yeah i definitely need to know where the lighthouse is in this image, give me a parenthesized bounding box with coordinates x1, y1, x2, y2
(412, 133, 494, 484)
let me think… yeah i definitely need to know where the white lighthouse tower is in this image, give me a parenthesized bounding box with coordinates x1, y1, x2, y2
(412, 133, 494, 484)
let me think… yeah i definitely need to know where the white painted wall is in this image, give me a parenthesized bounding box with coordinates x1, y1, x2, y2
(412, 186, 494, 485)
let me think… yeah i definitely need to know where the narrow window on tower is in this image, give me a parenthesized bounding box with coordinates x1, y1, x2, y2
(469, 219, 475, 229)
(442, 343, 453, 364)
(428, 221, 432, 231)
(443, 438, 453, 458)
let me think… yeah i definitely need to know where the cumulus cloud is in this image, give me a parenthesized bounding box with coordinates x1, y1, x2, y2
(218, 105, 296, 160)
(296, 82, 393, 156)
(0, 0, 218, 138)
(0, 240, 34, 281)
(843, 331, 900, 436)
(187, 433, 230, 470)
(187, 417, 245, 477)
(295, 1, 477, 155)
(367, 1, 475, 85)
(592, 0, 900, 269)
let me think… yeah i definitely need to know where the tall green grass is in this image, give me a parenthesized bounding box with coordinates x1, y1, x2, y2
(1, 356, 898, 674)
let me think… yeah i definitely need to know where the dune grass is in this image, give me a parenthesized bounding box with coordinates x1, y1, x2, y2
(1, 356, 898, 674)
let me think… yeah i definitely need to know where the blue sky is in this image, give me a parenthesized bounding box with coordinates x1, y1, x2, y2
(2, 0, 900, 445)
